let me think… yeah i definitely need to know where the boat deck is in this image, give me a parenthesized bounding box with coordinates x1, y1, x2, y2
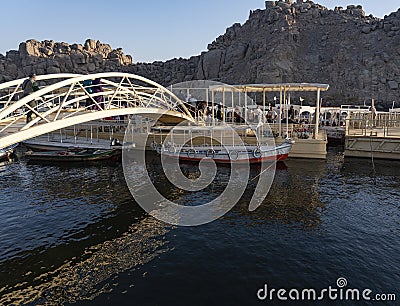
(23, 136, 117, 151)
(345, 119, 400, 160)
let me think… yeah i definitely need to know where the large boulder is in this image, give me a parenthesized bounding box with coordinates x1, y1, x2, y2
(84, 39, 97, 52)
(47, 66, 61, 74)
(19, 40, 41, 57)
(197, 49, 224, 79)
(70, 51, 87, 66)
(265, 1, 276, 9)
(388, 81, 399, 90)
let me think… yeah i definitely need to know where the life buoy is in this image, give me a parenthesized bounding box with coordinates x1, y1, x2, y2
(156, 144, 163, 154)
(187, 148, 196, 158)
(206, 149, 215, 158)
(150, 141, 157, 150)
(168, 146, 175, 153)
(253, 147, 262, 158)
(229, 150, 239, 160)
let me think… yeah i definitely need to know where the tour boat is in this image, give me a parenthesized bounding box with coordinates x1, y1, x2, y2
(155, 138, 295, 164)
(25, 148, 119, 162)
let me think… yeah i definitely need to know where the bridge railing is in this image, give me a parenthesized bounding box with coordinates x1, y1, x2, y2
(0, 74, 82, 112)
(0, 73, 193, 121)
(0, 73, 195, 148)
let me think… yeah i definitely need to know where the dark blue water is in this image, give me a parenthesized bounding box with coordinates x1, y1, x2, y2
(0, 149, 399, 305)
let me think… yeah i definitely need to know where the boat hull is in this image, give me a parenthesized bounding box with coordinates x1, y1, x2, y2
(158, 140, 294, 164)
(165, 153, 289, 164)
(322, 126, 345, 145)
(25, 149, 119, 162)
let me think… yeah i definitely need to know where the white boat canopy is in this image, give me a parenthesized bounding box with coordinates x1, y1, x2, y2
(209, 83, 329, 139)
(210, 83, 329, 93)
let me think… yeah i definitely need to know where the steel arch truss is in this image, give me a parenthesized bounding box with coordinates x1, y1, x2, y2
(0, 73, 81, 109)
(0, 72, 194, 148)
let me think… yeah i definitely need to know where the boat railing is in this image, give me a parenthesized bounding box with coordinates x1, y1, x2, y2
(201, 121, 321, 140)
(150, 122, 323, 149)
(264, 123, 325, 140)
(340, 104, 371, 112)
(157, 140, 286, 154)
(345, 112, 400, 137)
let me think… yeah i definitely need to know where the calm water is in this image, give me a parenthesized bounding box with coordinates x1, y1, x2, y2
(0, 149, 399, 305)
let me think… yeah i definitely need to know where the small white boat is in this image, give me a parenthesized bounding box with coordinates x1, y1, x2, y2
(155, 138, 294, 164)
(321, 126, 345, 144)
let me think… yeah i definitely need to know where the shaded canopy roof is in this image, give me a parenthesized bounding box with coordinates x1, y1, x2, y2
(210, 83, 330, 92)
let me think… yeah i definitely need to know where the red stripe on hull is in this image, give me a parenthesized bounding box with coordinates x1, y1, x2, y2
(162, 153, 288, 164)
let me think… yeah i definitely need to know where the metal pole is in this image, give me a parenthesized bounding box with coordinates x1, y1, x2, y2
(262, 88, 266, 138)
(212, 90, 215, 125)
(315, 89, 321, 139)
(222, 87, 225, 124)
(284, 88, 288, 138)
(232, 90, 234, 125)
(244, 87, 248, 124)
(263, 88, 266, 122)
(205, 88, 209, 124)
(210, 128, 213, 148)
(238, 91, 241, 124)
(279, 88, 282, 138)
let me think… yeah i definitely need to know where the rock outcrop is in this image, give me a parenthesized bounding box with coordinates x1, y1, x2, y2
(1, 1, 400, 108)
(128, 1, 400, 107)
(0, 39, 132, 81)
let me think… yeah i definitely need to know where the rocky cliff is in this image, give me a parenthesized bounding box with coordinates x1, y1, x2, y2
(131, 0, 400, 107)
(0, 39, 133, 81)
(1, 1, 400, 108)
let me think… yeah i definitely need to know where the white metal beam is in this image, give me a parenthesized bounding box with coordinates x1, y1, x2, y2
(0, 108, 192, 149)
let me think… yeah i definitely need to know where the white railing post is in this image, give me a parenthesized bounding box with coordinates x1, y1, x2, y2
(314, 89, 321, 139)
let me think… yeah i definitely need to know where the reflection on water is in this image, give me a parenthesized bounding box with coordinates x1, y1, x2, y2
(0, 160, 171, 304)
(0, 218, 170, 305)
(229, 157, 327, 229)
(0, 149, 399, 305)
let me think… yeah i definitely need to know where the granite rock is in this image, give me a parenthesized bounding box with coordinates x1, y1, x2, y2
(1, 1, 400, 106)
(0, 38, 132, 79)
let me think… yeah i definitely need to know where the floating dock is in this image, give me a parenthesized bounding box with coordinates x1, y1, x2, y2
(344, 111, 400, 160)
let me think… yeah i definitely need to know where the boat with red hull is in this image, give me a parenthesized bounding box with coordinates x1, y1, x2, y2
(157, 138, 294, 164)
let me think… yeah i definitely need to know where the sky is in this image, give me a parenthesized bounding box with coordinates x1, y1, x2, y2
(1, 0, 399, 63)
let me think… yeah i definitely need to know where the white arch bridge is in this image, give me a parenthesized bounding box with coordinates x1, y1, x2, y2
(0, 72, 195, 149)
